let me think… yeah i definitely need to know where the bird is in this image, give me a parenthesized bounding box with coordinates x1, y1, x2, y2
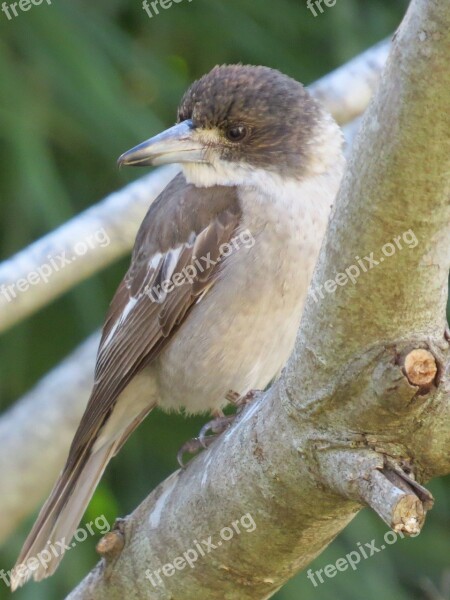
(12, 64, 345, 589)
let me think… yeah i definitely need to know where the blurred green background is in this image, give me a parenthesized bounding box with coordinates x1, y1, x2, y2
(0, 0, 448, 598)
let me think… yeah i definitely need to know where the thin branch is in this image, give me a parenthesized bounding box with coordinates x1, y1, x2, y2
(309, 37, 390, 124)
(0, 166, 178, 334)
(0, 333, 99, 543)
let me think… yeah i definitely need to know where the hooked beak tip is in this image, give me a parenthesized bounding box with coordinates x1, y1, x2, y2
(116, 120, 206, 169)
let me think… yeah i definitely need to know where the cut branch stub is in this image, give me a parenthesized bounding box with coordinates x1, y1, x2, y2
(402, 349, 437, 387)
(96, 520, 126, 562)
(375, 465, 434, 534)
(320, 449, 434, 536)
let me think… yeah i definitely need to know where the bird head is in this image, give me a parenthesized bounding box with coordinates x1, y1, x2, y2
(118, 64, 343, 187)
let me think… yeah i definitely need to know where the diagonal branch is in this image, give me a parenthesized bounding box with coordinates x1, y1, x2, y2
(309, 37, 390, 125)
(0, 333, 99, 543)
(0, 166, 178, 333)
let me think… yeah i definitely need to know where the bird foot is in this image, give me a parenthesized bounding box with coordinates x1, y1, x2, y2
(225, 388, 260, 409)
(177, 389, 261, 468)
(177, 411, 235, 468)
(177, 435, 216, 469)
(198, 413, 236, 447)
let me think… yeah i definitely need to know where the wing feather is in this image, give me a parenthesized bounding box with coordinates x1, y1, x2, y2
(69, 174, 241, 455)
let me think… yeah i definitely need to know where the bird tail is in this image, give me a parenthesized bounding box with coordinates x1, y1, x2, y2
(10, 440, 116, 590)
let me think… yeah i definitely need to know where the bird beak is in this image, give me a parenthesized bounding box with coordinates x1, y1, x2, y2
(117, 120, 207, 167)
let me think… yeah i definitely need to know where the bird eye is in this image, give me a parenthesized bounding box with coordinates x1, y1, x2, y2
(225, 125, 248, 142)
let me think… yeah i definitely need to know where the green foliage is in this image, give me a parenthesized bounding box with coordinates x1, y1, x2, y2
(1, 0, 448, 598)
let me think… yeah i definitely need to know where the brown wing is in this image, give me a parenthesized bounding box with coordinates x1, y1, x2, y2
(68, 172, 241, 457)
(12, 175, 242, 587)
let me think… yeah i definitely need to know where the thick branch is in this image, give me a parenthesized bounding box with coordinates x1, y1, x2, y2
(65, 2, 450, 599)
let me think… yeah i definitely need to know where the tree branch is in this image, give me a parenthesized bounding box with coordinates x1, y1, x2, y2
(0, 333, 99, 543)
(309, 37, 390, 125)
(64, 1, 450, 598)
(0, 167, 178, 333)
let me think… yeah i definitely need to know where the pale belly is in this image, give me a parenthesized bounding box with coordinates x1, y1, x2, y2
(153, 221, 319, 414)
(150, 167, 338, 414)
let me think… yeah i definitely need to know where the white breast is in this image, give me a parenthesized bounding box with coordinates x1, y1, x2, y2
(154, 163, 343, 414)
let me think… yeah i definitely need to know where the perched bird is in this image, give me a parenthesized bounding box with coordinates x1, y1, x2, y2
(12, 64, 344, 588)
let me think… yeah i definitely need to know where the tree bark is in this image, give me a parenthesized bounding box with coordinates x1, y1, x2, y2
(65, 1, 450, 598)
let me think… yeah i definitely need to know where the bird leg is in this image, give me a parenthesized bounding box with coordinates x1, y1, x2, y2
(176, 410, 231, 468)
(176, 435, 215, 468)
(225, 388, 260, 409)
(177, 389, 261, 468)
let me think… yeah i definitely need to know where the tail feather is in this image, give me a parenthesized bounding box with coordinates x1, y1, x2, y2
(12, 378, 156, 592)
(10, 442, 116, 590)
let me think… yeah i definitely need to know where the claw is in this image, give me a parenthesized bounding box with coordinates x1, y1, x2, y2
(198, 415, 236, 448)
(445, 323, 450, 342)
(176, 389, 261, 467)
(177, 437, 201, 468)
(177, 434, 220, 468)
